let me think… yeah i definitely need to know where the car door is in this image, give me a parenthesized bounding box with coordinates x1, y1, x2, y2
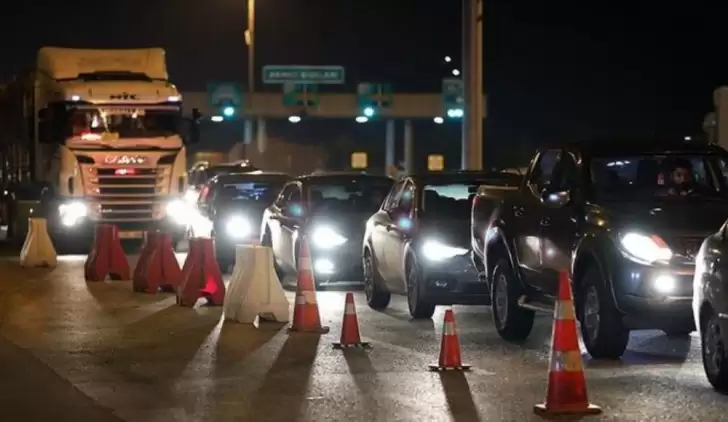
(539, 150, 581, 295)
(513, 149, 561, 292)
(369, 180, 406, 283)
(194, 180, 217, 237)
(267, 182, 297, 264)
(382, 180, 417, 291)
(278, 183, 304, 271)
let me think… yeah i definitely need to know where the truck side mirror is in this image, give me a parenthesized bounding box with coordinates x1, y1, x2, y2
(540, 188, 571, 208)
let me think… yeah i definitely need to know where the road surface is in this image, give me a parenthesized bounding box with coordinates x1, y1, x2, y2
(0, 254, 725, 421)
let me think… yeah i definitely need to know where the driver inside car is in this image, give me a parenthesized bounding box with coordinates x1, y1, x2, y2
(666, 159, 698, 196)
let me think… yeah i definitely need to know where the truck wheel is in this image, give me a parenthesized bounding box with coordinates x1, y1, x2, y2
(701, 307, 728, 392)
(406, 256, 435, 319)
(491, 258, 534, 341)
(363, 249, 390, 309)
(578, 266, 629, 359)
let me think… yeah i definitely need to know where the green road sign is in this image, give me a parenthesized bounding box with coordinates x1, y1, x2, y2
(263, 65, 345, 84)
(357, 83, 393, 117)
(283, 82, 319, 107)
(442, 78, 464, 118)
(207, 82, 243, 107)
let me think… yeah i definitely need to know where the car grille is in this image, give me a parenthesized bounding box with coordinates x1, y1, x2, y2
(82, 165, 173, 227)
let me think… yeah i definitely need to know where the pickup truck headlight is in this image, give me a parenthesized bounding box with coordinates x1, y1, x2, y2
(619, 232, 673, 263)
(225, 216, 251, 238)
(422, 240, 468, 261)
(311, 226, 347, 249)
(58, 201, 87, 227)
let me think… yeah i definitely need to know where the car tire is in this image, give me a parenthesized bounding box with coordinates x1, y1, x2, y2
(578, 266, 629, 359)
(491, 258, 534, 342)
(363, 249, 390, 310)
(406, 255, 436, 319)
(701, 308, 728, 392)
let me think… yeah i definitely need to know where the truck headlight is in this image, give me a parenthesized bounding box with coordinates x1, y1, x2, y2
(311, 226, 347, 249)
(165, 199, 189, 224)
(422, 240, 468, 261)
(619, 232, 673, 263)
(225, 216, 251, 238)
(58, 201, 87, 227)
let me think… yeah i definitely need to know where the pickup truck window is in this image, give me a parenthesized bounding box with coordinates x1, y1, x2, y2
(590, 154, 728, 200)
(529, 150, 560, 192)
(422, 184, 475, 217)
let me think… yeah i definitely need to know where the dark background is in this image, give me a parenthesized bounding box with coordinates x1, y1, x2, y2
(2, 1, 726, 167)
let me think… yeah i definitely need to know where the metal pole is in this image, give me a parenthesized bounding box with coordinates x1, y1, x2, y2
(404, 120, 414, 174)
(257, 118, 267, 154)
(247, 0, 255, 106)
(385, 120, 395, 170)
(461, 0, 483, 170)
(244, 119, 254, 145)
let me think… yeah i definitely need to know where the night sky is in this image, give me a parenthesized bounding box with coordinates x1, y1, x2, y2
(2, 1, 727, 166)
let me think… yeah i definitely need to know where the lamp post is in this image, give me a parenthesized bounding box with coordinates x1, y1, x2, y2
(246, 0, 256, 104)
(461, 0, 483, 170)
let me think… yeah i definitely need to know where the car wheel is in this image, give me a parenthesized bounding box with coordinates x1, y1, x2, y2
(702, 308, 728, 392)
(578, 266, 629, 359)
(406, 256, 435, 319)
(363, 249, 390, 309)
(490, 258, 534, 341)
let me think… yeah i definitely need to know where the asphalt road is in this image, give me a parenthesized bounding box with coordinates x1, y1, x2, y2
(0, 254, 725, 421)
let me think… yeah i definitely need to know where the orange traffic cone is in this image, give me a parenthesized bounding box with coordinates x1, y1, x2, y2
(429, 309, 470, 371)
(288, 237, 330, 334)
(534, 271, 601, 416)
(333, 292, 371, 349)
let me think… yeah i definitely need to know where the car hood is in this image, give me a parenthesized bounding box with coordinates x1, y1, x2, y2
(417, 218, 471, 249)
(593, 200, 728, 235)
(306, 212, 372, 237)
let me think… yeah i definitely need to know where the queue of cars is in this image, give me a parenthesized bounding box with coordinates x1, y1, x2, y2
(185, 141, 728, 392)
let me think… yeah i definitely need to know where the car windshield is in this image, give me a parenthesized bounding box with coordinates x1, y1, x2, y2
(308, 178, 394, 213)
(590, 154, 728, 201)
(421, 183, 478, 217)
(219, 179, 288, 204)
(68, 107, 179, 138)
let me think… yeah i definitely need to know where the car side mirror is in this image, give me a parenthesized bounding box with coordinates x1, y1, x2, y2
(540, 189, 571, 208)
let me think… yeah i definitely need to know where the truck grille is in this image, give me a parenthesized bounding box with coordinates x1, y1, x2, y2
(82, 165, 174, 227)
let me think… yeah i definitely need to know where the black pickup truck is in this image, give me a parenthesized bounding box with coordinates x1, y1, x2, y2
(471, 140, 728, 358)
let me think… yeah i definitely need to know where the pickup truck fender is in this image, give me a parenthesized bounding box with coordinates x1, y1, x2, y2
(484, 222, 528, 289)
(571, 233, 624, 313)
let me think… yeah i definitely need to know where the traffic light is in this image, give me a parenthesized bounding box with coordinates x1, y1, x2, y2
(219, 101, 236, 119)
(442, 78, 464, 119)
(357, 83, 392, 120)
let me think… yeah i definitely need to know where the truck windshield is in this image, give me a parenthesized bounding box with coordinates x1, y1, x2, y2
(68, 108, 179, 138)
(590, 154, 728, 200)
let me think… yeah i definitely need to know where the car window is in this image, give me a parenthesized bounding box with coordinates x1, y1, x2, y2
(529, 150, 560, 193)
(550, 151, 579, 191)
(307, 177, 393, 213)
(383, 180, 406, 212)
(275, 183, 297, 207)
(393, 181, 415, 214)
(590, 154, 728, 201)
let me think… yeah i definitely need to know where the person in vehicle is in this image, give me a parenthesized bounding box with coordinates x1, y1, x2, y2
(666, 159, 697, 196)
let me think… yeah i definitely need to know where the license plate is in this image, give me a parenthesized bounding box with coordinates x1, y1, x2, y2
(119, 231, 143, 239)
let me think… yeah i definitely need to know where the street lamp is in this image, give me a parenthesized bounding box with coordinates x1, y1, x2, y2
(452, 69, 460, 76)
(445, 56, 452, 63)
(434, 117, 444, 124)
(247, 0, 256, 102)
(289, 116, 301, 123)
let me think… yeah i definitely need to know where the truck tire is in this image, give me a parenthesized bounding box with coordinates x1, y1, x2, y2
(491, 258, 534, 341)
(578, 266, 629, 359)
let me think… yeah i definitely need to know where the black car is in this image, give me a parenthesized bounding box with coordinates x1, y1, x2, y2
(472, 140, 728, 359)
(260, 172, 394, 285)
(192, 171, 291, 270)
(362, 172, 517, 319)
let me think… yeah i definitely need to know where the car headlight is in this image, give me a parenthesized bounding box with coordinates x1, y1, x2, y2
(225, 216, 251, 238)
(165, 199, 189, 224)
(619, 232, 672, 263)
(422, 240, 468, 261)
(58, 201, 87, 227)
(183, 188, 199, 203)
(311, 226, 347, 249)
